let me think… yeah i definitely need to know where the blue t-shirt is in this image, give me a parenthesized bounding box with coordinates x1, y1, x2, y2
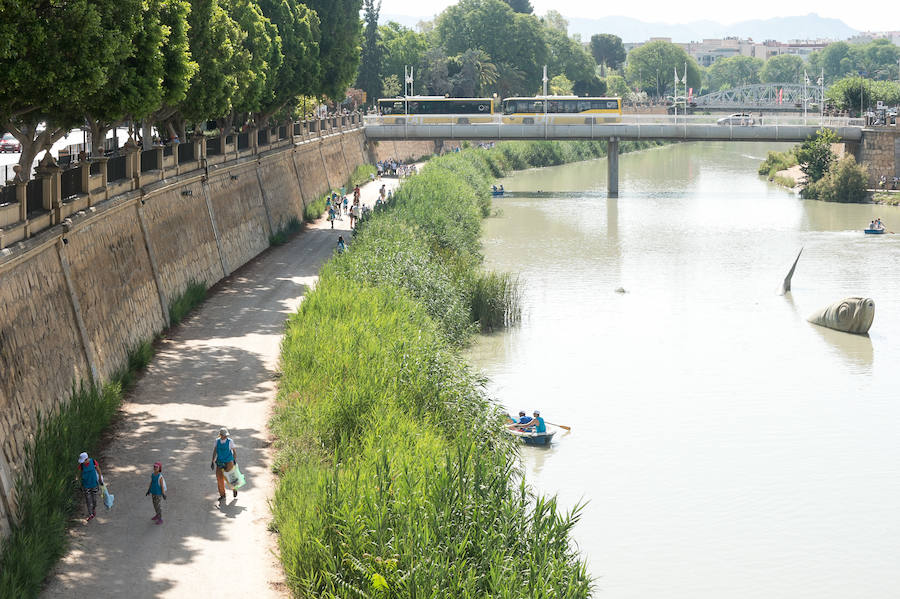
(81, 459, 100, 489)
(215, 438, 235, 464)
(518, 416, 530, 424)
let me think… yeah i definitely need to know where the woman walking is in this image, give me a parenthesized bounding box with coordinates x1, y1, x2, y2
(77, 452, 103, 522)
(145, 462, 167, 524)
(210, 428, 238, 500)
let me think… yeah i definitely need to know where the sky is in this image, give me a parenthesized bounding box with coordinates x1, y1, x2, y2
(377, 0, 898, 33)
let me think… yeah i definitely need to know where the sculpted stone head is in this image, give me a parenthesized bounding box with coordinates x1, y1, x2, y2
(808, 297, 875, 334)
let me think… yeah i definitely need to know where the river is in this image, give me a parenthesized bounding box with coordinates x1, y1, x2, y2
(467, 142, 900, 598)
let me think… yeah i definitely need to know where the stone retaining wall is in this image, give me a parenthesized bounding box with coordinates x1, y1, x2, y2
(0, 129, 437, 537)
(857, 129, 900, 186)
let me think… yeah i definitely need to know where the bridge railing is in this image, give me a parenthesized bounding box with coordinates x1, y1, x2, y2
(363, 114, 860, 128)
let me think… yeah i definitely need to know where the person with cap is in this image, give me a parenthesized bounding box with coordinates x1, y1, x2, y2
(517, 410, 546, 433)
(145, 462, 167, 524)
(210, 428, 238, 500)
(77, 452, 103, 522)
(516, 411, 531, 425)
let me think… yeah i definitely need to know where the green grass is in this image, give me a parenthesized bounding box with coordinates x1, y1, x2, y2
(270, 216, 303, 246)
(168, 280, 208, 327)
(304, 192, 332, 223)
(771, 174, 799, 189)
(872, 191, 900, 206)
(0, 339, 157, 597)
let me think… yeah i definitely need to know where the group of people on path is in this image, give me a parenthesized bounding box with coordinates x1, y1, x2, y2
(77, 427, 238, 526)
(505, 410, 546, 433)
(376, 159, 415, 178)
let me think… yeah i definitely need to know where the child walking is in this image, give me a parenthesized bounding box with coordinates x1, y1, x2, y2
(145, 462, 167, 524)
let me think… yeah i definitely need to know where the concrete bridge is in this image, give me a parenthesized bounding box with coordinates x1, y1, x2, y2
(363, 114, 866, 197)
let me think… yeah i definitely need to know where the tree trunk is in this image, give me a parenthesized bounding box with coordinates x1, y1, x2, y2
(4, 121, 66, 181)
(85, 116, 109, 157)
(142, 120, 154, 150)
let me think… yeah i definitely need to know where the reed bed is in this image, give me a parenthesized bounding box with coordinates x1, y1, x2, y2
(272, 143, 604, 598)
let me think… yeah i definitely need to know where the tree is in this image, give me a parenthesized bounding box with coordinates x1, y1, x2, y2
(825, 77, 900, 115)
(450, 49, 498, 97)
(357, 0, 382, 104)
(174, 0, 245, 136)
(501, 0, 532, 13)
(420, 47, 452, 95)
(304, 0, 363, 100)
(759, 54, 804, 84)
(858, 38, 900, 80)
(379, 22, 427, 93)
(228, 0, 282, 122)
(544, 26, 596, 93)
(435, 0, 546, 96)
(605, 74, 630, 98)
(808, 42, 856, 82)
(549, 74, 573, 95)
(805, 155, 868, 202)
(624, 40, 701, 98)
(256, 0, 320, 117)
(541, 10, 567, 33)
(590, 34, 626, 71)
(0, 0, 136, 177)
(381, 74, 401, 97)
(797, 128, 839, 189)
(707, 56, 762, 91)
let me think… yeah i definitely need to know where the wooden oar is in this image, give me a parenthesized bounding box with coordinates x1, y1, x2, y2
(546, 421, 571, 431)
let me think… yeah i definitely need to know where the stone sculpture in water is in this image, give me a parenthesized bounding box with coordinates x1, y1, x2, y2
(779, 248, 802, 295)
(808, 297, 875, 334)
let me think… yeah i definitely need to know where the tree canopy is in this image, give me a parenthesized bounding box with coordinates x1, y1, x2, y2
(590, 34, 626, 71)
(706, 56, 762, 91)
(624, 40, 702, 97)
(759, 54, 804, 84)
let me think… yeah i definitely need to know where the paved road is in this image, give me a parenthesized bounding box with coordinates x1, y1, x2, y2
(42, 175, 400, 598)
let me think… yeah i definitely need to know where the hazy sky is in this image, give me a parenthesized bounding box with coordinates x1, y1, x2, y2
(378, 0, 897, 33)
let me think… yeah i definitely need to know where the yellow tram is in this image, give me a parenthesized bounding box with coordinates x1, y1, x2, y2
(376, 96, 495, 124)
(501, 96, 622, 124)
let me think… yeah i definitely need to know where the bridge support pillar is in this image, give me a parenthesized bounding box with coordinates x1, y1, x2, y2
(607, 138, 619, 198)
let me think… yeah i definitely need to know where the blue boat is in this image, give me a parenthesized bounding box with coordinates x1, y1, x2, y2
(491, 186, 505, 197)
(864, 228, 886, 234)
(507, 427, 556, 446)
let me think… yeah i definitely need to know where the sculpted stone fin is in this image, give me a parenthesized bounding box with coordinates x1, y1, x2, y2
(779, 247, 802, 295)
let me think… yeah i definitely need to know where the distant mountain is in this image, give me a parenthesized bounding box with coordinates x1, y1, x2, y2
(565, 13, 858, 43)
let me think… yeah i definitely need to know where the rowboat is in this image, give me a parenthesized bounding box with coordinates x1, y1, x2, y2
(491, 188, 505, 197)
(864, 228, 886, 234)
(506, 427, 556, 446)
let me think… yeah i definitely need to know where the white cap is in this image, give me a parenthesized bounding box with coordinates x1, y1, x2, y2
(78, 452, 89, 464)
(219, 428, 229, 436)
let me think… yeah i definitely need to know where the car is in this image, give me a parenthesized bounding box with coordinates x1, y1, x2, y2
(716, 113, 755, 126)
(0, 132, 21, 153)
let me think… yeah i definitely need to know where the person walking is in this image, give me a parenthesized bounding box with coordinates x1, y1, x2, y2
(328, 205, 336, 229)
(337, 235, 346, 254)
(210, 428, 238, 500)
(145, 462, 167, 524)
(77, 452, 103, 522)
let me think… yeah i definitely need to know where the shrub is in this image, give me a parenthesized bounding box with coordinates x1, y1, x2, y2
(805, 155, 868, 202)
(758, 149, 797, 178)
(269, 217, 302, 246)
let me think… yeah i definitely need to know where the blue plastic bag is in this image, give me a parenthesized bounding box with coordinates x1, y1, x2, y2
(101, 484, 114, 509)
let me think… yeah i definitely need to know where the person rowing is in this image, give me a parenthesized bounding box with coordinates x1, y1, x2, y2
(517, 410, 546, 433)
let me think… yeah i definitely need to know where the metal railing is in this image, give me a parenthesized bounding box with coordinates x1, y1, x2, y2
(61, 166, 82, 200)
(141, 149, 159, 172)
(177, 142, 194, 164)
(25, 179, 43, 214)
(107, 155, 127, 182)
(0, 184, 15, 207)
(207, 137, 222, 155)
(237, 132, 250, 150)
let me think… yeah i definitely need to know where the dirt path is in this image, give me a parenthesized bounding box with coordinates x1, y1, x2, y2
(41, 174, 403, 598)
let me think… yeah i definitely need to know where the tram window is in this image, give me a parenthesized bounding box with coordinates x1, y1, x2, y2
(577, 100, 591, 112)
